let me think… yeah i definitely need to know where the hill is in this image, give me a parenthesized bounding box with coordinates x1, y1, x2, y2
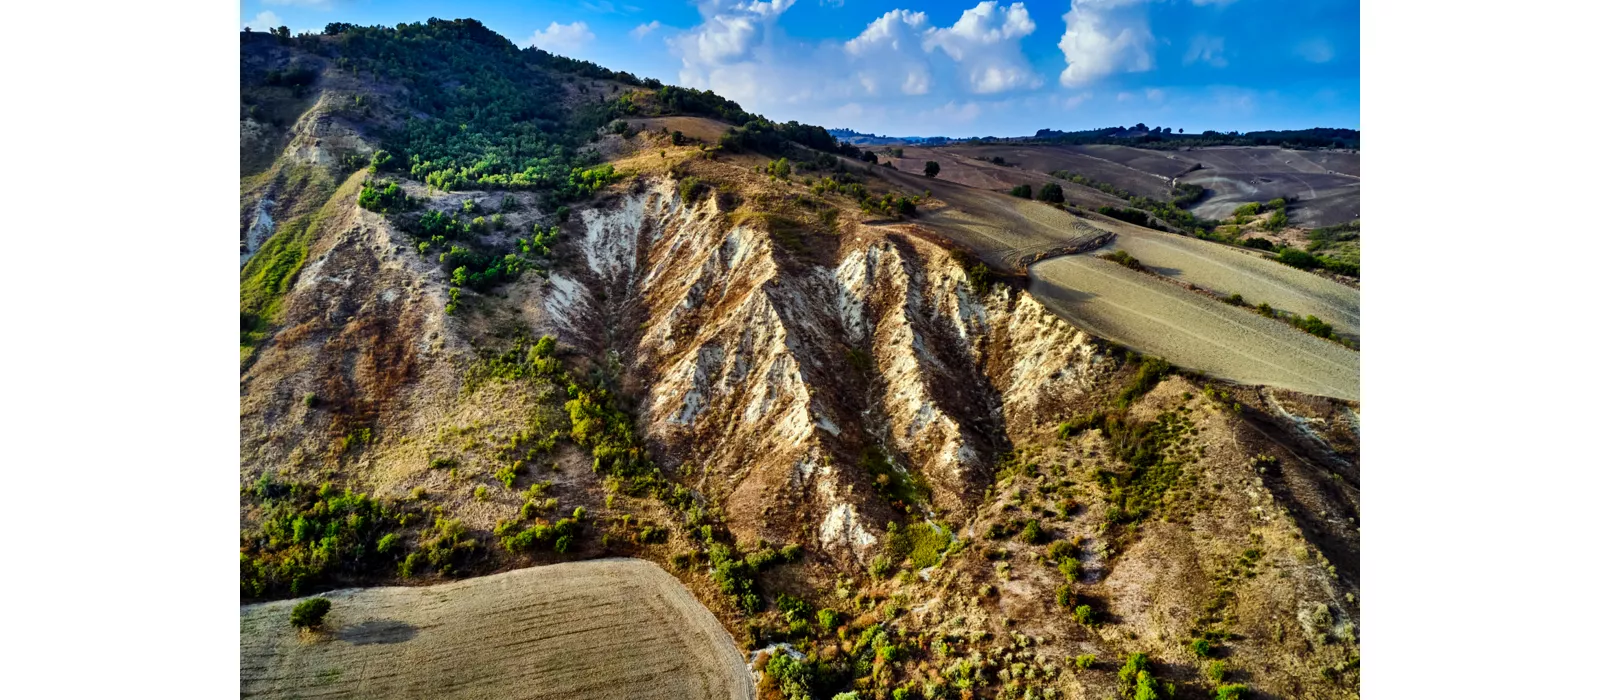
(240, 19, 1359, 700)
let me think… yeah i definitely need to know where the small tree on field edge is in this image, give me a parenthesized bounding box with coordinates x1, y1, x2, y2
(924, 161, 940, 178)
(290, 597, 332, 630)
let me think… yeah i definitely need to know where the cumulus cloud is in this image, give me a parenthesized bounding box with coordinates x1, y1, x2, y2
(243, 11, 283, 30)
(1058, 0, 1155, 87)
(844, 10, 933, 95)
(923, 2, 1041, 93)
(670, 1, 1048, 124)
(630, 20, 663, 40)
(530, 21, 596, 55)
(1184, 33, 1227, 67)
(1295, 38, 1334, 63)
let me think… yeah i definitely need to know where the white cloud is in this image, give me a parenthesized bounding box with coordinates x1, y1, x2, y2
(529, 21, 596, 55)
(1184, 33, 1226, 68)
(923, 2, 1041, 94)
(1145, 88, 1165, 102)
(669, 0, 1046, 127)
(1058, 0, 1155, 87)
(630, 21, 663, 40)
(243, 11, 283, 30)
(930, 100, 983, 123)
(1295, 38, 1334, 63)
(844, 10, 932, 96)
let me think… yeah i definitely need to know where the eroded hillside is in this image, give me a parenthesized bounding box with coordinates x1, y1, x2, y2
(239, 21, 1358, 700)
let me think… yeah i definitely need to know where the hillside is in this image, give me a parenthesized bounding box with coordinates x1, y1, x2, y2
(239, 19, 1359, 700)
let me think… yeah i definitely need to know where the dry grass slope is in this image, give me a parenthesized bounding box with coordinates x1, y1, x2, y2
(240, 559, 754, 700)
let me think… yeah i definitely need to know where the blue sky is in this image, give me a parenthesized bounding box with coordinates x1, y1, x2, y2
(241, 1, 1358, 138)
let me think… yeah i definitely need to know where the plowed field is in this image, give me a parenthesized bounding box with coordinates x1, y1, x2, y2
(240, 559, 754, 700)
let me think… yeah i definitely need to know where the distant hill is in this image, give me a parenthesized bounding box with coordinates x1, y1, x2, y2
(1031, 125, 1359, 150)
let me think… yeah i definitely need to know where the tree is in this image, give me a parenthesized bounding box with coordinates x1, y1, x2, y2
(1010, 184, 1032, 199)
(290, 597, 332, 629)
(1178, 128, 1184, 134)
(1038, 182, 1065, 203)
(923, 161, 940, 178)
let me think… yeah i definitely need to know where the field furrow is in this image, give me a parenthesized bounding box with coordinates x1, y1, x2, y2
(1029, 256, 1359, 401)
(239, 559, 754, 700)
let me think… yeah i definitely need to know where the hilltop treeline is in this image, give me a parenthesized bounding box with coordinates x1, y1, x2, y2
(247, 18, 864, 195)
(1029, 124, 1358, 150)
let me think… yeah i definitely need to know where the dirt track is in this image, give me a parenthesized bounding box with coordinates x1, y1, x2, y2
(240, 559, 754, 700)
(1029, 256, 1359, 401)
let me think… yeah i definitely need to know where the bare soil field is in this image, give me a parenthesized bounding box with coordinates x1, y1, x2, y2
(1091, 217, 1361, 340)
(1059, 144, 1202, 179)
(877, 146, 1130, 210)
(1029, 256, 1359, 401)
(933, 143, 1175, 200)
(240, 559, 754, 700)
(874, 164, 1114, 268)
(1178, 147, 1361, 227)
(915, 142, 1360, 228)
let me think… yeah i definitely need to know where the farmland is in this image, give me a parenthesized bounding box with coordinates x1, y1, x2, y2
(1030, 255, 1359, 400)
(868, 158, 1358, 398)
(240, 559, 753, 700)
(907, 141, 1359, 229)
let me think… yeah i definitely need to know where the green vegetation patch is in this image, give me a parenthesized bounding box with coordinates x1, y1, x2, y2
(885, 521, 951, 569)
(240, 476, 412, 598)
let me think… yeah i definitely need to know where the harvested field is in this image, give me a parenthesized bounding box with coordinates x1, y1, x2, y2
(239, 559, 754, 700)
(874, 164, 1112, 269)
(627, 116, 731, 143)
(934, 143, 1177, 200)
(1178, 147, 1361, 227)
(1029, 256, 1359, 401)
(1092, 217, 1361, 341)
(1059, 144, 1202, 179)
(878, 146, 1128, 210)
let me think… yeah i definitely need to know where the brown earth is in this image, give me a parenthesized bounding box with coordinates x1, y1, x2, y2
(241, 559, 754, 700)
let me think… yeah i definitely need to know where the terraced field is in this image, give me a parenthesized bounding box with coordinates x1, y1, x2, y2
(240, 559, 753, 700)
(1030, 256, 1360, 401)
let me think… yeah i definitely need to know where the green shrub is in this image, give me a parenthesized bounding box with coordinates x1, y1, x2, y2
(1240, 237, 1274, 251)
(1038, 182, 1065, 203)
(1010, 184, 1033, 199)
(1205, 660, 1227, 683)
(1058, 557, 1083, 582)
(1019, 519, 1046, 544)
(1276, 248, 1318, 270)
(924, 161, 940, 177)
(1191, 638, 1213, 657)
(289, 597, 332, 629)
(1075, 654, 1095, 670)
(1101, 250, 1145, 271)
(1214, 684, 1249, 700)
(1264, 208, 1288, 231)
(1232, 202, 1262, 219)
(1074, 604, 1095, 625)
(817, 608, 842, 630)
(1055, 585, 1075, 608)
